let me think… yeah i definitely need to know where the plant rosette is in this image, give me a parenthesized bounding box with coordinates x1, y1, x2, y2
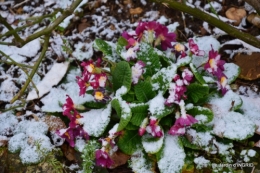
(57, 21, 257, 172)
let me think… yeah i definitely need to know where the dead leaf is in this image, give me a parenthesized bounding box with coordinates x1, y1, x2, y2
(247, 13, 260, 28)
(110, 150, 130, 169)
(61, 143, 77, 161)
(129, 7, 143, 15)
(42, 115, 66, 132)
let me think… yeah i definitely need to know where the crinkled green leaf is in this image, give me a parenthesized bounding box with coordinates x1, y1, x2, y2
(112, 61, 132, 92)
(186, 106, 213, 123)
(151, 64, 177, 93)
(137, 42, 161, 76)
(94, 39, 113, 56)
(130, 104, 149, 126)
(223, 63, 241, 84)
(190, 63, 206, 84)
(142, 133, 164, 154)
(186, 83, 209, 103)
(84, 101, 106, 109)
(179, 136, 200, 150)
(134, 80, 156, 102)
(118, 130, 141, 155)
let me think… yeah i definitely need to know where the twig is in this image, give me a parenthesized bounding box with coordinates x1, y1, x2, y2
(0, 10, 60, 39)
(0, 0, 82, 47)
(12, 0, 29, 9)
(150, 0, 260, 48)
(10, 34, 50, 104)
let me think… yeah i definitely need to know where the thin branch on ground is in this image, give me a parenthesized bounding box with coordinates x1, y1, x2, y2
(10, 34, 50, 104)
(0, 0, 83, 47)
(151, 0, 260, 48)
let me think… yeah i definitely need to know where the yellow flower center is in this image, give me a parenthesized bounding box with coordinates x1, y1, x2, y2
(87, 64, 95, 73)
(220, 76, 227, 86)
(95, 91, 104, 100)
(209, 59, 216, 68)
(174, 43, 184, 52)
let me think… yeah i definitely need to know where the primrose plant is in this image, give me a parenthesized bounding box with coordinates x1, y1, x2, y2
(57, 21, 257, 172)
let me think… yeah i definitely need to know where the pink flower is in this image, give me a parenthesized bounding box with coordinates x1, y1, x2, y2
(217, 74, 228, 95)
(165, 83, 187, 106)
(138, 118, 148, 136)
(146, 117, 163, 138)
(62, 95, 78, 119)
(204, 47, 225, 78)
(175, 100, 198, 126)
(131, 60, 146, 84)
(188, 39, 205, 56)
(155, 24, 176, 50)
(76, 75, 90, 96)
(182, 69, 193, 85)
(168, 124, 186, 136)
(95, 149, 113, 168)
(57, 126, 89, 147)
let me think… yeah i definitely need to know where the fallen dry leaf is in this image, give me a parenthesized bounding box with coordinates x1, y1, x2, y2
(42, 115, 66, 132)
(130, 7, 143, 15)
(110, 150, 131, 169)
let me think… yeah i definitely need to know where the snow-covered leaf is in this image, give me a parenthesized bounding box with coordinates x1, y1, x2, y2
(79, 104, 112, 137)
(223, 63, 240, 84)
(142, 133, 164, 154)
(176, 56, 191, 67)
(158, 135, 185, 173)
(130, 149, 156, 173)
(27, 62, 70, 101)
(213, 111, 255, 140)
(151, 64, 177, 93)
(187, 106, 213, 123)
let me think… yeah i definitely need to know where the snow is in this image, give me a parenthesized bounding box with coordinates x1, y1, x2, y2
(194, 156, 210, 169)
(130, 149, 154, 173)
(142, 133, 164, 154)
(26, 62, 70, 101)
(0, 111, 18, 136)
(148, 91, 165, 116)
(187, 129, 213, 147)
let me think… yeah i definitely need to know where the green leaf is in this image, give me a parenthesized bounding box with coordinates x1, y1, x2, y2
(94, 39, 113, 56)
(112, 61, 132, 92)
(186, 83, 209, 103)
(142, 134, 164, 154)
(223, 63, 241, 84)
(84, 101, 106, 109)
(125, 122, 138, 130)
(130, 149, 156, 172)
(118, 130, 141, 155)
(134, 80, 156, 102)
(137, 43, 161, 76)
(179, 136, 200, 150)
(111, 98, 132, 131)
(116, 36, 128, 56)
(151, 64, 177, 93)
(186, 106, 213, 123)
(158, 135, 185, 173)
(130, 104, 149, 126)
(190, 63, 206, 84)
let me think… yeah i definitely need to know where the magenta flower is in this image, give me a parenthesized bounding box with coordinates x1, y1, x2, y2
(69, 114, 83, 128)
(62, 95, 78, 119)
(182, 69, 193, 85)
(146, 117, 163, 138)
(56, 126, 89, 147)
(217, 74, 228, 95)
(173, 43, 188, 58)
(175, 100, 198, 126)
(155, 24, 176, 50)
(204, 47, 225, 78)
(188, 39, 205, 56)
(95, 149, 113, 168)
(165, 82, 187, 106)
(131, 60, 146, 84)
(135, 21, 147, 38)
(138, 117, 148, 136)
(168, 124, 186, 136)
